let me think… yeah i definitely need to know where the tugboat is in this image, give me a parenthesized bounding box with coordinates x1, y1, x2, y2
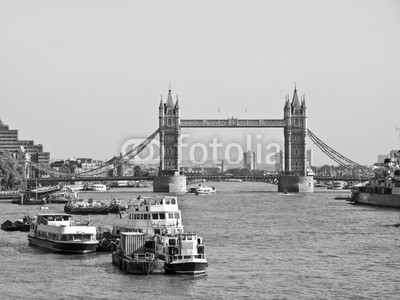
(28, 212, 98, 253)
(152, 232, 208, 275)
(350, 152, 400, 208)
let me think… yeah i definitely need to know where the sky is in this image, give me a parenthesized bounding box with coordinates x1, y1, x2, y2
(0, 0, 399, 167)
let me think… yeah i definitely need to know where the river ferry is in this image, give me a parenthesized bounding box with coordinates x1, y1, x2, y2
(350, 154, 400, 208)
(28, 212, 98, 253)
(120, 196, 184, 235)
(196, 185, 216, 195)
(187, 184, 216, 195)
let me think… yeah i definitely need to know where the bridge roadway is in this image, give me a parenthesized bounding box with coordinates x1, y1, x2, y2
(27, 175, 370, 184)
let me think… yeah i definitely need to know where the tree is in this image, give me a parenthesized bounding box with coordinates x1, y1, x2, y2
(0, 152, 26, 190)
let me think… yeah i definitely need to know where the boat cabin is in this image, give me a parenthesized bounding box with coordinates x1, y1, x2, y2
(125, 196, 183, 235)
(36, 213, 71, 226)
(155, 233, 205, 262)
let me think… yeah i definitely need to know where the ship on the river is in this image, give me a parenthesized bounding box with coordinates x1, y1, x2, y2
(111, 195, 208, 274)
(350, 152, 400, 208)
(28, 212, 98, 253)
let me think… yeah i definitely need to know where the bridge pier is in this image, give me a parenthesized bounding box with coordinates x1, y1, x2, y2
(153, 171, 186, 193)
(278, 175, 314, 193)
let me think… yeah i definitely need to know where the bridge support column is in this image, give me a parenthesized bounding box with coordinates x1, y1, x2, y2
(278, 175, 314, 193)
(153, 171, 186, 193)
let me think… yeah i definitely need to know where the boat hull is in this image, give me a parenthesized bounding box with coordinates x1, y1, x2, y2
(164, 259, 208, 275)
(112, 252, 164, 275)
(28, 236, 98, 254)
(64, 205, 109, 215)
(351, 192, 400, 208)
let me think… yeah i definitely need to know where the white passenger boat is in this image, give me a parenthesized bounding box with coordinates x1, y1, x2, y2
(196, 185, 216, 195)
(27, 212, 98, 253)
(91, 184, 107, 191)
(121, 196, 184, 235)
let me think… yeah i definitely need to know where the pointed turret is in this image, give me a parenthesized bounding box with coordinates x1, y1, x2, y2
(291, 87, 300, 108)
(166, 88, 174, 107)
(159, 96, 163, 109)
(301, 94, 307, 109)
(284, 95, 291, 119)
(174, 95, 179, 109)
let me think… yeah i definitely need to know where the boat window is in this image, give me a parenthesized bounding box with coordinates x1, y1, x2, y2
(174, 213, 180, 219)
(73, 235, 82, 241)
(61, 235, 67, 241)
(171, 198, 176, 204)
(136, 214, 140, 219)
(83, 234, 92, 241)
(144, 214, 148, 220)
(166, 199, 170, 205)
(155, 229, 161, 235)
(55, 216, 62, 221)
(159, 213, 165, 219)
(181, 236, 186, 241)
(47, 216, 54, 221)
(168, 213, 174, 219)
(169, 239, 176, 246)
(62, 216, 69, 221)
(152, 213, 159, 220)
(187, 235, 192, 240)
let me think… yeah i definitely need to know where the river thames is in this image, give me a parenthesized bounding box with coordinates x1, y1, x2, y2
(1, 182, 399, 299)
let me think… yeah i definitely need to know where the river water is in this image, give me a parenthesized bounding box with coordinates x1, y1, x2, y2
(0, 182, 399, 300)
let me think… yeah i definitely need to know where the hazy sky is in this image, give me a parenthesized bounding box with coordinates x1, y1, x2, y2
(1, 0, 399, 166)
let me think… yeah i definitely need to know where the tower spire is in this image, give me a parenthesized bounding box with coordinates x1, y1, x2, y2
(166, 87, 174, 107)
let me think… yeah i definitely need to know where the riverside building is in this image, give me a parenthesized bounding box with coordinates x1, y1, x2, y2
(0, 119, 50, 169)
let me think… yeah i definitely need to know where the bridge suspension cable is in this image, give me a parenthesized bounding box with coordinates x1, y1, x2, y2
(27, 128, 160, 178)
(307, 129, 373, 177)
(74, 128, 160, 177)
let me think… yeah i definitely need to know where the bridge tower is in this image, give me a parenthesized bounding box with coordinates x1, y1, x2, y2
(284, 88, 307, 176)
(154, 88, 186, 193)
(158, 88, 181, 172)
(280, 87, 313, 192)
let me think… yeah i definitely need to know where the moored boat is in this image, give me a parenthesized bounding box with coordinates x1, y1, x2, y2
(1, 215, 35, 232)
(64, 197, 125, 215)
(28, 212, 98, 253)
(121, 196, 184, 235)
(350, 154, 400, 208)
(112, 232, 164, 275)
(152, 233, 208, 275)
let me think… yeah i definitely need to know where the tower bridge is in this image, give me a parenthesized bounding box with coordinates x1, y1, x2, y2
(23, 87, 373, 192)
(156, 87, 310, 192)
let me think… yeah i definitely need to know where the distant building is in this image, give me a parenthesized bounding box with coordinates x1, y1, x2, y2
(243, 150, 256, 170)
(0, 119, 50, 172)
